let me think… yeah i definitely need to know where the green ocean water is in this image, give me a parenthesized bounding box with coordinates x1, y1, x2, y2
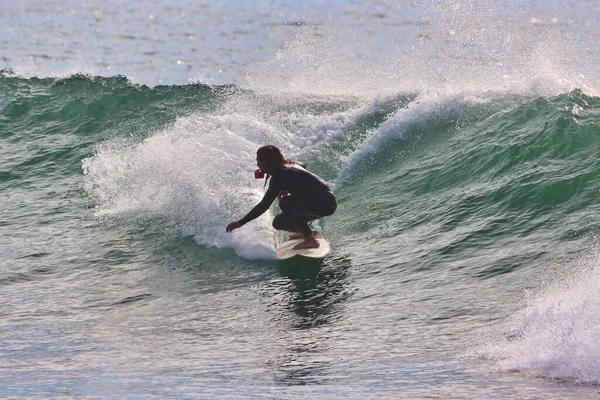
(2, 72, 600, 397)
(3, 0, 600, 397)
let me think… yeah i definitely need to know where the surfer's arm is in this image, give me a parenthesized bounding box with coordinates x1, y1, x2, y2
(235, 183, 279, 227)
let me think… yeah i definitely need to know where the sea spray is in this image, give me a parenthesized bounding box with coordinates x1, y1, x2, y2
(242, 0, 599, 98)
(82, 91, 366, 258)
(3, 1, 600, 398)
(476, 248, 600, 384)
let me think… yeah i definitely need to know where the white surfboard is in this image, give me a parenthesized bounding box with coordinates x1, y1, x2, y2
(275, 237, 331, 260)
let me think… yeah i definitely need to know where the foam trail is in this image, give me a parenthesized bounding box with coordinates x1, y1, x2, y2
(83, 100, 285, 259)
(477, 251, 600, 384)
(82, 92, 363, 259)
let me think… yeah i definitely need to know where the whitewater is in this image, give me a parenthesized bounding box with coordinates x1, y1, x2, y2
(2, 0, 600, 398)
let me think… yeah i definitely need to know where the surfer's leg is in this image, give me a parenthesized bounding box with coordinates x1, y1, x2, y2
(272, 212, 302, 233)
(279, 194, 335, 228)
(273, 213, 317, 241)
(275, 195, 335, 246)
(277, 197, 320, 250)
(278, 196, 314, 237)
(285, 195, 336, 249)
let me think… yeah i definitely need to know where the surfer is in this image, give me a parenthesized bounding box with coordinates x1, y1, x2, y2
(226, 145, 337, 250)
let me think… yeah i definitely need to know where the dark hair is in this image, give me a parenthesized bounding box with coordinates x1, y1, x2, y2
(257, 145, 290, 170)
(257, 145, 291, 187)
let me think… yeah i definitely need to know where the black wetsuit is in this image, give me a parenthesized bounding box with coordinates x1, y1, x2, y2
(238, 163, 337, 237)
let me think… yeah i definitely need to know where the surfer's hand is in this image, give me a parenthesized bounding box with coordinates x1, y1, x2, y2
(226, 221, 241, 233)
(277, 190, 288, 202)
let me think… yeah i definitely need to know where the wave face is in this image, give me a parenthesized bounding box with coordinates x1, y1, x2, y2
(4, 72, 600, 385)
(2, 0, 600, 397)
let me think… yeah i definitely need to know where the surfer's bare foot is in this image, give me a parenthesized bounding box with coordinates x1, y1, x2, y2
(289, 230, 320, 240)
(292, 235, 320, 250)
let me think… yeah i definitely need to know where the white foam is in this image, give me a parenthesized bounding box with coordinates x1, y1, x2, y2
(82, 93, 363, 259)
(239, 1, 600, 191)
(81, 0, 600, 258)
(476, 250, 600, 384)
(332, 90, 495, 187)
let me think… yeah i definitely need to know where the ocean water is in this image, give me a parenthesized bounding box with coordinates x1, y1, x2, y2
(2, 0, 600, 398)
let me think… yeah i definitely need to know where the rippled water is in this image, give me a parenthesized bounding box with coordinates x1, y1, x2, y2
(2, 1, 600, 398)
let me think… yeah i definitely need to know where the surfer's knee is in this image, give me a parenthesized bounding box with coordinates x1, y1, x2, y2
(272, 213, 286, 231)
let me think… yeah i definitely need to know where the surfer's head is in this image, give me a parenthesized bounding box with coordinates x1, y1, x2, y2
(256, 145, 289, 174)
